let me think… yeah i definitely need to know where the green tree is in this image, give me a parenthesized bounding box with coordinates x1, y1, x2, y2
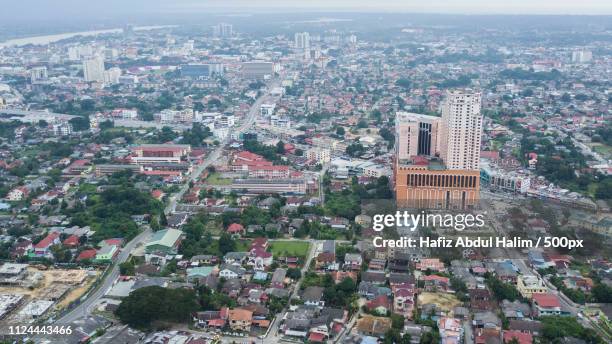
(119, 261, 135, 276)
(115, 286, 198, 329)
(218, 233, 236, 255)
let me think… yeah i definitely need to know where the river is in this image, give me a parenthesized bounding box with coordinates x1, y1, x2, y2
(0, 25, 177, 48)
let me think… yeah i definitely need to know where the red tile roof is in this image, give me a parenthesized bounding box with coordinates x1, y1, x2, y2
(63, 235, 80, 247)
(76, 249, 97, 261)
(308, 332, 326, 342)
(532, 293, 560, 308)
(503, 330, 533, 344)
(227, 223, 245, 233)
(34, 232, 60, 249)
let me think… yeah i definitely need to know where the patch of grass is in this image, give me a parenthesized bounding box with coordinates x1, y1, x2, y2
(205, 172, 232, 185)
(591, 143, 612, 158)
(269, 241, 310, 257)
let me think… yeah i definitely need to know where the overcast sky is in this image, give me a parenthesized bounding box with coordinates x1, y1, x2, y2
(2, 0, 612, 16)
(165, 0, 612, 14)
(1, 0, 611, 25)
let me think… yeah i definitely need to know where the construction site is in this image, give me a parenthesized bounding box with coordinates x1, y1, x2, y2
(0, 264, 99, 324)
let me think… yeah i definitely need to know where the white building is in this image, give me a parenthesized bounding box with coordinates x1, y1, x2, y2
(260, 103, 276, 116)
(571, 50, 593, 64)
(295, 32, 310, 50)
(118, 75, 139, 85)
(270, 115, 290, 129)
(30, 67, 48, 83)
(395, 112, 441, 161)
(53, 122, 73, 136)
(213, 23, 233, 38)
(306, 148, 331, 164)
(242, 61, 275, 79)
(103, 67, 121, 84)
(83, 56, 105, 82)
(439, 90, 483, 171)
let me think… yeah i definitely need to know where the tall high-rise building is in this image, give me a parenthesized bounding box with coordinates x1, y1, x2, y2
(395, 112, 441, 161)
(103, 67, 121, 84)
(439, 90, 483, 171)
(213, 23, 233, 38)
(30, 66, 48, 83)
(571, 49, 593, 63)
(83, 56, 105, 82)
(294, 32, 310, 50)
(394, 90, 483, 209)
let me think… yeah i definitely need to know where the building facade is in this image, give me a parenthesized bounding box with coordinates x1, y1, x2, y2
(83, 56, 105, 82)
(439, 90, 483, 171)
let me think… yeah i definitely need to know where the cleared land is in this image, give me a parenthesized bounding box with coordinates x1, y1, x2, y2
(269, 241, 310, 257)
(417, 292, 461, 312)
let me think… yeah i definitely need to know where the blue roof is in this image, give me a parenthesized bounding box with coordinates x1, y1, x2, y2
(187, 266, 214, 278)
(253, 271, 268, 280)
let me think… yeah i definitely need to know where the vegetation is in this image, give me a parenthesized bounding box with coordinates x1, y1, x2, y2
(115, 286, 199, 329)
(485, 274, 521, 301)
(65, 171, 164, 241)
(269, 241, 310, 258)
(243, 139, 285, 162)
(540, 316, 603, 344)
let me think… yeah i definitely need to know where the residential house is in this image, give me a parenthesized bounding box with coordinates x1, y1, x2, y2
(416, 258, 445, 272)
(393, 286, 415, 317)
(359, 281, 392, 300)
(224, 251, 248, 264)
(7, 186, 29, 201)
(502, 300, 532, 320)
(344, 253, 363, 270)
(33, 232, 60, 257)
(248, 247, 273, 270)
(356, 315, 392, 338)
(302, 286, 325, 308)
(219, 265, 246, 280)
(531, 293, 566, 317)
(517, 275, 547, 299)
(366, 295, 392, 315)
(228, 308, 253, 332)
(271, 268, 287, 288)
(439, 317, 463, 344)
(95, 245, 119, 262)
(508, 320, 542, 336)
(227, 223, 245, 235)
(421, 275, 450, 292)
(190, 255, 218, 266)
(473, 311, 502, 330)
(316, 252, 336, 270)
(503, 330, 533, 344)
(76, 249, 97, 262)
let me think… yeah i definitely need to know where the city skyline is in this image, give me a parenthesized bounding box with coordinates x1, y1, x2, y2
(0, 4, 609, 344)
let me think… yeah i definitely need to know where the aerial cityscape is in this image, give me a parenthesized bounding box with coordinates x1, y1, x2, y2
(0, 1, 610, 344)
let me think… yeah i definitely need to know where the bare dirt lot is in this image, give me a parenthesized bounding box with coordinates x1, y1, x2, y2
(417, 292, 461, 312)
(0, 267, 99, 311)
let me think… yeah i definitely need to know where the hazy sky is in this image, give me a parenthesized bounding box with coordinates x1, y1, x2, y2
(164, 0, 612, 14)
(1, 0, 611, 18)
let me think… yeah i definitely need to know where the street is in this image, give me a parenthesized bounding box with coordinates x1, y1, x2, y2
(54, 75, 283, 325)
(55, 227, 152, 324)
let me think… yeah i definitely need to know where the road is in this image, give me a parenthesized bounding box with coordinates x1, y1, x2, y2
(166, 76, 283, 215)
(259, 239, 318, 344)
(55, 75, 284, 325)
(55, 227, 152, 324)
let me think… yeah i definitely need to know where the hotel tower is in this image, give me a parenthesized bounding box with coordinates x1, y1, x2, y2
(394, 90, 482, 209)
